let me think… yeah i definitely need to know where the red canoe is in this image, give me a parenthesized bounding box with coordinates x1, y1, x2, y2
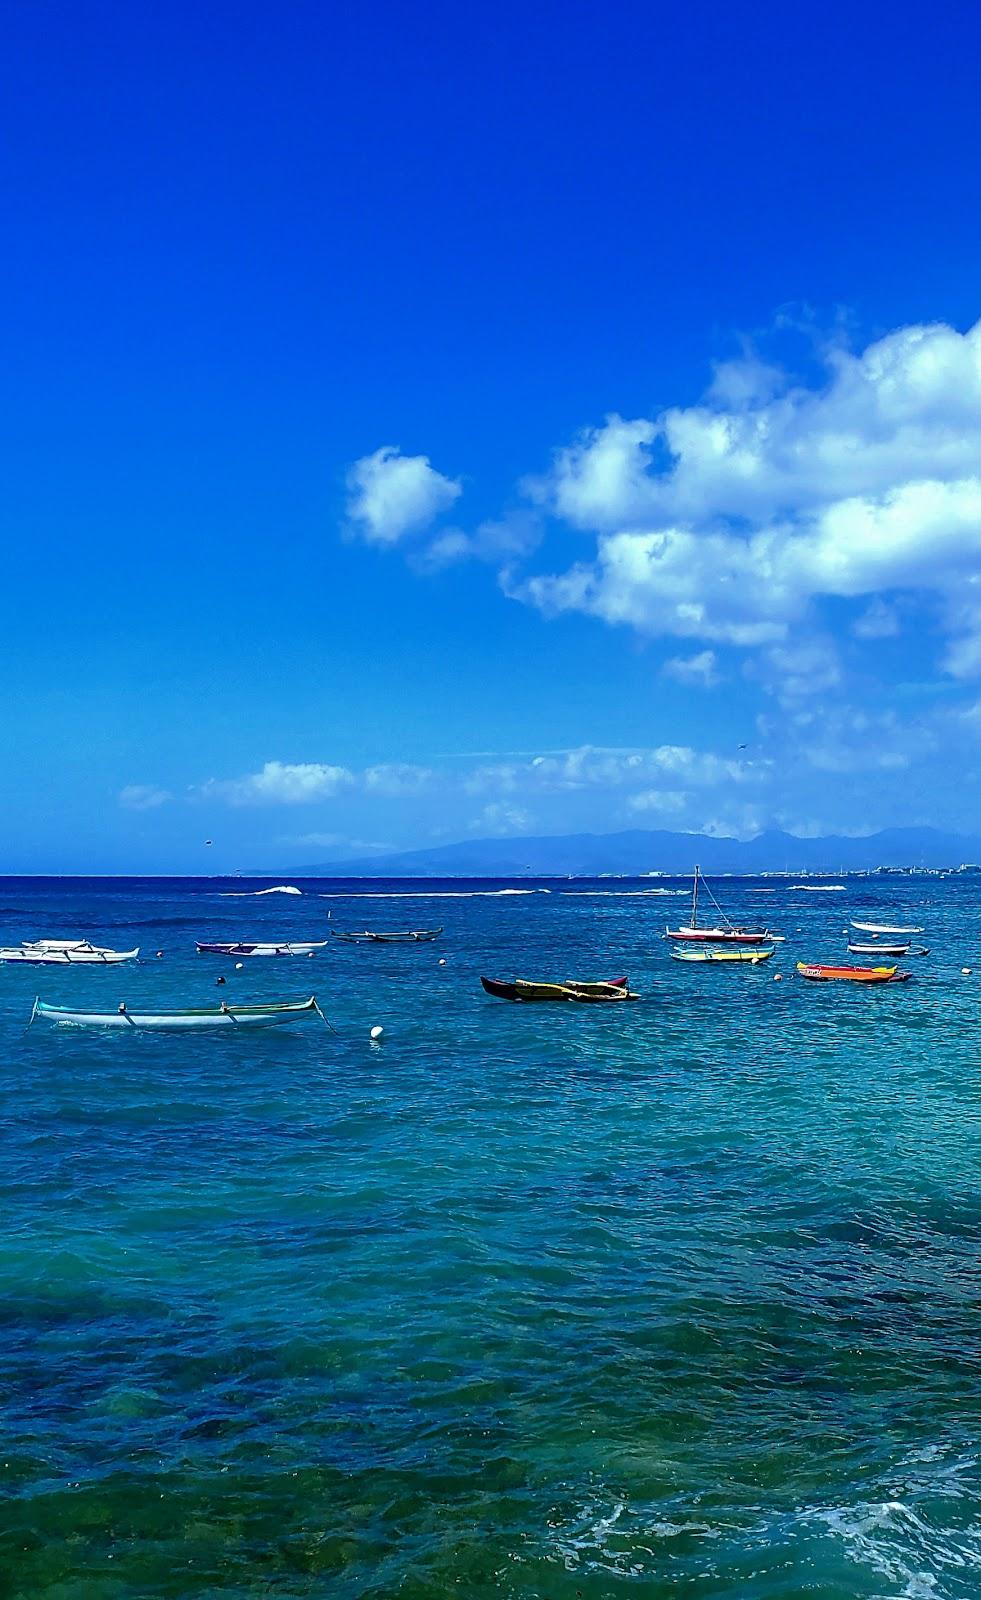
(796, 961, 910, 983)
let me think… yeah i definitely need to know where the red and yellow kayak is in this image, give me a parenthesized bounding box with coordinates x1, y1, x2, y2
(796, 961, 910, 983)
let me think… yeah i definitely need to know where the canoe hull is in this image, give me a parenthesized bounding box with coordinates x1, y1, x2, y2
(666, 926, 773, 944)
(331, 929, 442, 943)
(196, 941, 327, 956)
(851, 921, 924, 935)
(35, 997, 321, 1029)
(481, 976, 636, 1002)
(1, 946, 139, 964)
(796, 962, 909, 984)
(672, 947, 773, 963)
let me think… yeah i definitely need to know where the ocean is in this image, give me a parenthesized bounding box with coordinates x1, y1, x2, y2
(1, 874, 979, 1598)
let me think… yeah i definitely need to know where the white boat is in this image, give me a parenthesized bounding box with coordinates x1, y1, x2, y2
(330, 928, 442, 943)
(666, 867, 778, 945)
(31, 995, 323, 1030)
(847, 940, 929, 957)
(195, 940, 327, 957)
(1, 941, 140, 964)
(789, 884, 846, 892)
(851, 920, 924, 935)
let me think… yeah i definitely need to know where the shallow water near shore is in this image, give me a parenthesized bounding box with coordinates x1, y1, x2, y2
(1, 874, 980, 1597)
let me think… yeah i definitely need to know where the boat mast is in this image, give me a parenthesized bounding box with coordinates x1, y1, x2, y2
(691, 865, 699, 929)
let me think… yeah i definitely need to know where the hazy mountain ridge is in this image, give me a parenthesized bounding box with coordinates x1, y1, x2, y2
(283, 826, 981, 876)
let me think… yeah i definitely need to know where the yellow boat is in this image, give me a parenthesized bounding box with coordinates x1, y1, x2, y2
(671, 946, 774, 964)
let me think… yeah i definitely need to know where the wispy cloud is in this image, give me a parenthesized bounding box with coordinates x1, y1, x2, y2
(119, 784, 171, 810)
(662, 650, 720, 688)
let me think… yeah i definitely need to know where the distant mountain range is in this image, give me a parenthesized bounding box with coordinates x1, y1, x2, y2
(281, 826, 981, 876)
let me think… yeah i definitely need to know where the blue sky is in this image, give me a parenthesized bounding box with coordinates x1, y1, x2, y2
(3, 0, 981, 871)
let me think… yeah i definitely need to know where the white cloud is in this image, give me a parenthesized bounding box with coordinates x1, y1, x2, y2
(626, 788, 688, 814)
(363, 763, 435, 796)
(203, 761, 355, 806)
(469, 802, 533, 834)
(662, 649, 719, 687)
(119, 784, 170, 810)
(418, 511, 541, 571)
(513, 320, 981, 657)
(756, 637, 842, 703)
(464, 743, 758, 795)
(346, 446, 461, 545)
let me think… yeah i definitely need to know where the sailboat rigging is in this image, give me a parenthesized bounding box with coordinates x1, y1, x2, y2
(666, 866, 779, 944)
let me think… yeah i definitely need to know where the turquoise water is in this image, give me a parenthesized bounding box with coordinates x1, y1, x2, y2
(1, 876, 980, 1598)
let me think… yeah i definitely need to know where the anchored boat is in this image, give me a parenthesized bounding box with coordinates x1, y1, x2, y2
(796, 962, 910, 984)
(196, 940, 328, 957)
(0, 940, 139, 964)
(31, 995, 325, 1029)
(481, 976, 637, 1002)
(331, 928, 442, 944)
(846, 940, 929, 957)
(672, 946, 774, 964)
(666, 866, 777, 945)
(851, 920, 924, 935)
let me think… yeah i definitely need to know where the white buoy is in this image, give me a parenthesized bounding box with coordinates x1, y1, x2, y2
(235, 962, 244, 970)
(438, 958, 446, 966)
(773, 973, 782, 982)
(370, 1025, 384, 1040)
(963, 968, 972, 976)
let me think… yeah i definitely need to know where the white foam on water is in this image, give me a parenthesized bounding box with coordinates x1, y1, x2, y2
(220, 885, 303, 897)
(317, 888, 547, 898)
(805, 1446, 981, 1597)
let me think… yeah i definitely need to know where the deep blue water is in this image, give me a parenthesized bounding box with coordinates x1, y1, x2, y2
(1, 874, 980, 1597)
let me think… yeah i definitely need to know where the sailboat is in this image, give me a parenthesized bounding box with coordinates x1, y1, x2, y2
(666, 866, 778, 945)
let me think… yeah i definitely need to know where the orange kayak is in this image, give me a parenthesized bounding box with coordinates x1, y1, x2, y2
(796, 961, 910, 983)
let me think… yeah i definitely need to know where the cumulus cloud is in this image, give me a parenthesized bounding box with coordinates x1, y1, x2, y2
(202, 761, 355, 806)
(512, 320, 981, 657)
(346, 446, 461, 545)
(119, 784, 170, 810)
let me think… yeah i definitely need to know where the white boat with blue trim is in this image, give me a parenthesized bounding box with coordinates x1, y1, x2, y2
(31, 995, 324, 1029)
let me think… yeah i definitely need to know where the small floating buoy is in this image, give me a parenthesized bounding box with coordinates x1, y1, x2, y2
(438, 958, 446, 966)
(308, 950, 315, 957)
(216, 976, 226, 986)
(370, 1025, 384, 1041)
(235, 962, 244, 970)
(773, 973, 782, 982)
(963, 967, 972, 976)
(155, 950, 163, 959)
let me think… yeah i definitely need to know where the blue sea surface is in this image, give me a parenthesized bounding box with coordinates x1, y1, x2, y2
(1, 874, 980, 1597)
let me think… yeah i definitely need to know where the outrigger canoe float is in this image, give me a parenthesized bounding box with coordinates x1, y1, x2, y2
(672, 946, 774, 963)
(0, 941, 140, 964)
(481, 976, 638, 1002)
(666, 866, 778, 945)
(330, 928, 442, 944)
(196, 940, 328, 957)
(30, 996, 326, 1029)
(846, 941, 929, 957)
(796, 962, 910, 984)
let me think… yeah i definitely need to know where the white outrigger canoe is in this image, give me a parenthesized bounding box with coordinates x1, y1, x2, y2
(31, 995, 325, 1030)
(195, 940, 328, 957)
(851, 920, 924, 935)
(1, 940, 140, 964)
